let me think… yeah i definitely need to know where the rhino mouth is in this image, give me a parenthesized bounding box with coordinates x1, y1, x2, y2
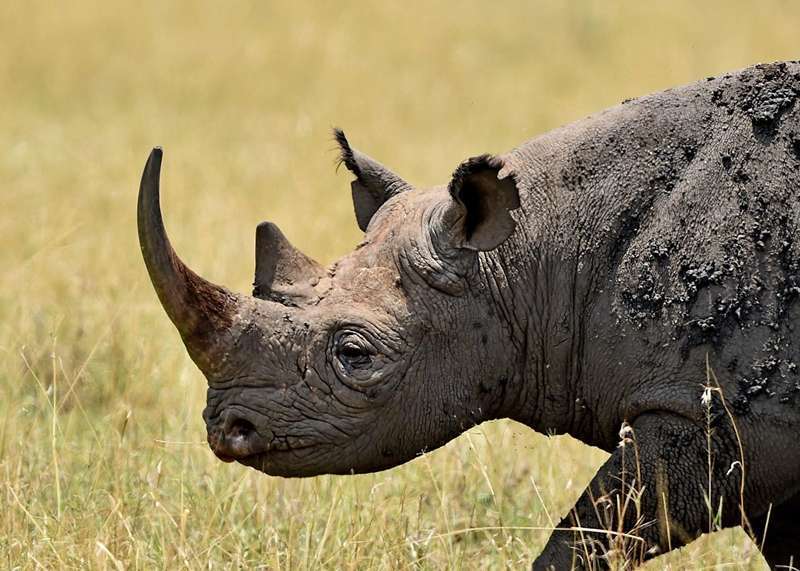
(212, 451, 238, 464)
(234, 442, 324, 476)
(206, 425, 319, 469)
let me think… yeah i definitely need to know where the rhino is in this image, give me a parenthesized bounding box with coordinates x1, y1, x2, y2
(138, 61, 800, 569)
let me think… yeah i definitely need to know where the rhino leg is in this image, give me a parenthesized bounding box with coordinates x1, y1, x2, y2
(751, 494, 800, 570)
(532, 413, 744, 570)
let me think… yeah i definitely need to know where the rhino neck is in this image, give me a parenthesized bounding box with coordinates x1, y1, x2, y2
(474, 241, 584, 442)
(477, 154, 634, 447)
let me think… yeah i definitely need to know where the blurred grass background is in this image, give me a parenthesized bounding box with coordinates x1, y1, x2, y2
(1, 1, 798, 568)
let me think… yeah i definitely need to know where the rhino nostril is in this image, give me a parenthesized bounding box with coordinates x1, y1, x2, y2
(226, 417, 256, 440)
(207, 414, 269, 462)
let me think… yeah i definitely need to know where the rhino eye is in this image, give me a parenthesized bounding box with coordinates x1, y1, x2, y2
(335, 333, 375, 370)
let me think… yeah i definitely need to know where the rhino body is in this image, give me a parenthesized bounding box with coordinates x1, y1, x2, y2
(139, 62, 800, 568)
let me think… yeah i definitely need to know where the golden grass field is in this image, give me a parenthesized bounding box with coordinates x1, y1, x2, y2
(2, 1, 800, 569)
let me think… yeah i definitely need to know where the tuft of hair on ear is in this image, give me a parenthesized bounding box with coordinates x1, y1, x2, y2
(333, 128, 361, 176)
(331, 127, 413, 232)
(447, 154, 520, 251)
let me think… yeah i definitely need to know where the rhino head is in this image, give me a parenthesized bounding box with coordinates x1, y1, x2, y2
(138, 131, 520, 477)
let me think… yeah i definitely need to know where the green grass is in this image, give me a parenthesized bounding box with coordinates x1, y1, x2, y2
(1, 1, 798, 568)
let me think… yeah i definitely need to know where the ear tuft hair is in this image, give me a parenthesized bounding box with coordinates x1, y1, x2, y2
(333, 128, 361, 177)
(332, 128, 412, 232)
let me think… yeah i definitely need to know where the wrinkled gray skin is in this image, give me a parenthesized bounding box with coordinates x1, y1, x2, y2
(138, 62, 800, 569)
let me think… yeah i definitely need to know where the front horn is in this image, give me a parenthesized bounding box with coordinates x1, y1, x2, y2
(137, 148, 239, 371)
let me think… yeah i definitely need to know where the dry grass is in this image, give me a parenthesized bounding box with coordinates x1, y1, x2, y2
(1, 1, 798, 568)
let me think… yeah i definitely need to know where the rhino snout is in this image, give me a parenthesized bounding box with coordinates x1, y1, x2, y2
(205, 410, 273, 463)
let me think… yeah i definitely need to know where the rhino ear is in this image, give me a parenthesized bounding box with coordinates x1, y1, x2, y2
(446, 154, 520, 251)
(334, 129, 412, 231)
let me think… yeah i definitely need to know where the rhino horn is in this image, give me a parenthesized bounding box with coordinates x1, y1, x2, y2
(253, 221, 324, 302)
(137, 148, 239, 370)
